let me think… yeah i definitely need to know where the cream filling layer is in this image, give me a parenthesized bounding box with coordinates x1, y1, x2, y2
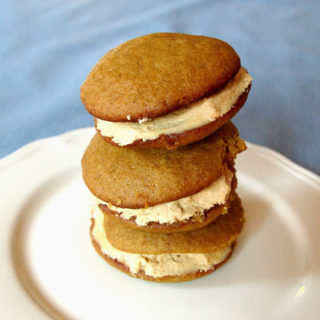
(96, 67, 252, 145)
(91, 205, 231, 277)
(97, 168, 233, 226)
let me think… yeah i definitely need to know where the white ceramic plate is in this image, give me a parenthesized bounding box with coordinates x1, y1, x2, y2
(1, 128, 319, 320)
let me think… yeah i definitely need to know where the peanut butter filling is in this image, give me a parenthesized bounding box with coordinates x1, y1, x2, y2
(96, 168, 233, 226)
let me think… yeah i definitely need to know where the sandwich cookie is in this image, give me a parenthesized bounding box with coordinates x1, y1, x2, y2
(81, 33, 252, 149)
(82, 122, 246, 232)
(90, 195, 245, 282)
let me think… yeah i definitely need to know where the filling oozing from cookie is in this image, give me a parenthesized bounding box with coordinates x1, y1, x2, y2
(95, 167, 233, 226)
(96, 67, 252, 145)
(91, 205, 232, 277)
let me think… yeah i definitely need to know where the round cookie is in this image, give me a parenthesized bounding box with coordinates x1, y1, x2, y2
(81, 32, 240, 121)
(104, 196, 244, 254)
(82, 121, 246, 209)
(80, 33, 252, 149)
(90, 196, 244, 282)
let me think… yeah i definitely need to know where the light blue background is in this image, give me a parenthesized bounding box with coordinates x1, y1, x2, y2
(1, 0, 319, 174)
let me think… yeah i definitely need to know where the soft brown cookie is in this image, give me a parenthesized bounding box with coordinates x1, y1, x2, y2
(81, 33, 240, 121)
(82, 121, 246, 209)
(81, 33, 252, 149)
(104, 195, 244, 254)
(89, 196, 244, 282)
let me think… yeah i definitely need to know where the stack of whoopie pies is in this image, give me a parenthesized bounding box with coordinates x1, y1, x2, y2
(81, 33, 252, 282)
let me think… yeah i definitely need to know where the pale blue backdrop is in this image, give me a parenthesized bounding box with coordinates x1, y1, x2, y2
(1, 0, 319, 174)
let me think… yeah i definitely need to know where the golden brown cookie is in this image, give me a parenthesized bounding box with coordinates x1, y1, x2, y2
(89, 196, 244, 282)
(104, 195, 244, 254)
(81, 33, 240, 121)
(82, 121, 246, 209)
(80, 33, 252, 149)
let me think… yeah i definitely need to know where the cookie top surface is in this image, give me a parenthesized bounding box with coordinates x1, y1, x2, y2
(81, 121, 246, 208)
(80, 32, 240, 121)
